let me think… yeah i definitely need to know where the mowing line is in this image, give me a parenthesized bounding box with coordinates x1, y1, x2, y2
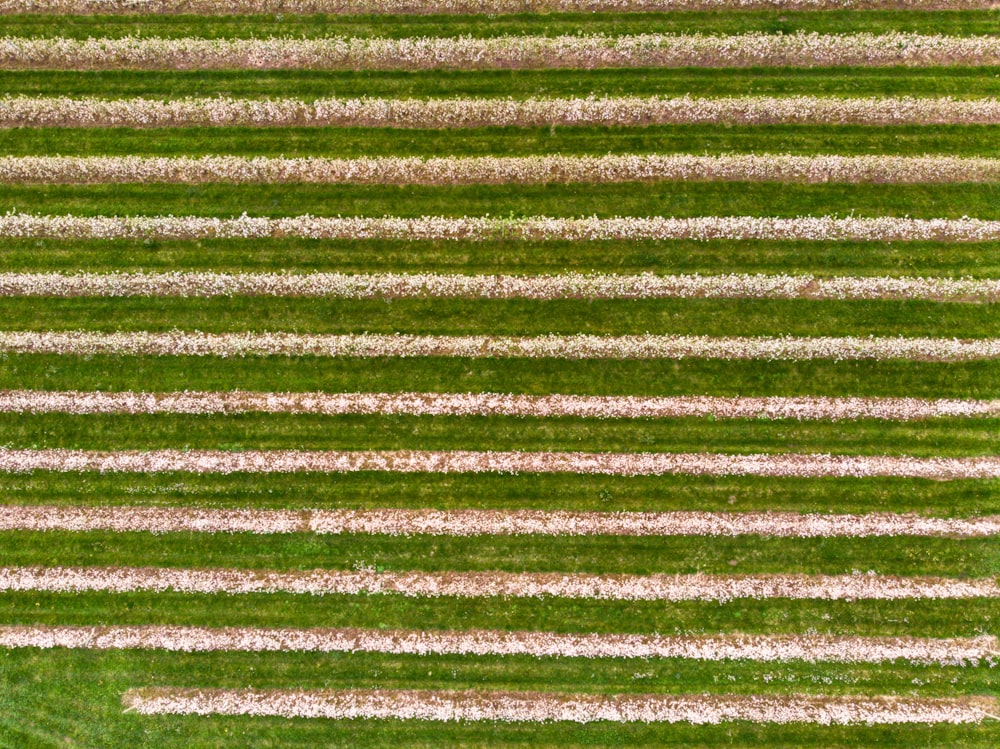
(5, 0, 996, 14)
(0, 449, 998, 478)
(3, 625, 995, 664)
(7, 213, 1000, 242)
(1, 391, 998, 419)
(5, 154, 1000, 185)
(0, 272, 997, 301)
(9, 95, 1000, 129)
(5, 505, 999, 537)
(0, 332, 996, 360)
(121, 688, 999, 723)
(4, 34, 1000, 71)
(2, 566, 997, 600)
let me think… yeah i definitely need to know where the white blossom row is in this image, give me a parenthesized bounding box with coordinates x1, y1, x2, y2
(1, 271, 998, 301)
(120, 688, 999, 725)
(2, 390, 998, 421)
(4, 0, 992, 15)
(9, 95, 1000, 129)
(0, 449, 998, 479)
(0, 331, 997, 361)
(3, 566, 997, 600)
(6, 505, 999, 538)
(6, 154, 1000, 185)
(4, 33, 1000, 71)
(7, 213, 1000, 242)
(5, 625, 995, 666)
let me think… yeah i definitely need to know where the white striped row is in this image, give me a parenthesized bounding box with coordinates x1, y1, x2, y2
(6, 505, 998, 538)
(1, 449, 998, 479)
(0, 332, 997, 361)
(4, 0, 990, 15)
(8, 95, 1000, 129)
(3, 391, 997, 420)
(5, 625, 995, 665)
(4, 567, 997, 600)
(4, 34, 1000, 71)
(120, 689, 1000, 725)
(6, 213, 1000, 242)
(6, 154, 1000, 185)
(1, 272, 997, 301)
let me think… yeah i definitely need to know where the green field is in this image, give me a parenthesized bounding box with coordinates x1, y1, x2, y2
(0, 5, 997, 748)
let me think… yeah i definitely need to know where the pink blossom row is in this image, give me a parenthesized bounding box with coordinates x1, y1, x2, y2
(4, 0, 992, 15)
(121, 688, 998, 724)
(8, 95, 1000, 129)
(0, 271, 996, 301)
(6, 505, 998, 538)
(5, 154, 1000, 185)
(2, 390, 997, 420)
(5, 625, 995, 665)
(4, 33, 1000, 71)
(3, 566, 997, 600)
(0, 331, 997, 361)
(6, 213, 1000, 242)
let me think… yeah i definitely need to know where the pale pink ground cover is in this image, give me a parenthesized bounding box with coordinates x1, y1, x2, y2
(2, 566, 996, 601)
(3, 505, 999, 538)
(121, 688, 998, 724)
(4, 625, 995, 665)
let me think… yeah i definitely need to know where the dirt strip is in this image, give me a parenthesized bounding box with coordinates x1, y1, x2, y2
(121, 688, 999, 723)
(3, 625, 996, 665)
(1, 566, 996, 600)
(1, 271, 998, 301)
(7, 213, 1000, 242)
(7, 154, 1000, 186)
(1, 390, 998, 420)
(3, 0, 993, 15)
(4, 34, 1000, 71)
(8, 95, 1000, 129)
(3, 505, 999, 538)
(0, 449, 999, 478)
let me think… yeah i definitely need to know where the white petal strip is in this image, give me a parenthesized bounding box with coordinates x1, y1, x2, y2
(6, 154, 1000, 185)
(5, 505, 1000, 538)
(0, 272, 997, 301)
(0, 332, 997, 361)
(0, 449, 998, 479)
(7, 213, 1000, 242)
(9, 95, 1000, 129)
(4, 0, 994, 15)
(2, 391, 998, 420)
(121, 688, 999, 724)
(4, 34, 1000, 71)
(4, 625, 996, 666)
(2, 566, 997, 600)
(123, 688, 1000, 723)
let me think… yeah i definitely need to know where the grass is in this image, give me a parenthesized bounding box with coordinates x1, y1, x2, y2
(5, 68, 1000, 99)
(3, 182, 1000, 218)
(3, 11, 1000, 39)
(0, 530, 994, 575)
(6, 125, 1000, 158)
(0, 298, 996, 336)
(0, 412, 998, 456)
(2, 238, 999, 276)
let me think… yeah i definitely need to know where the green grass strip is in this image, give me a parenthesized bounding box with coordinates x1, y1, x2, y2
(4, 68, 1000, 99)
(6, 124, 1000, 158)
(5, 11, 1000, 39)
(2, 183, 1000, 218)
(0, 530, 992, 576)
(0, 298, 995, 337)
(1, 355, 997, 398)
(0, 413, 996, 457)
(2, 238, 998, 277)
(0, 473, 993, 515)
